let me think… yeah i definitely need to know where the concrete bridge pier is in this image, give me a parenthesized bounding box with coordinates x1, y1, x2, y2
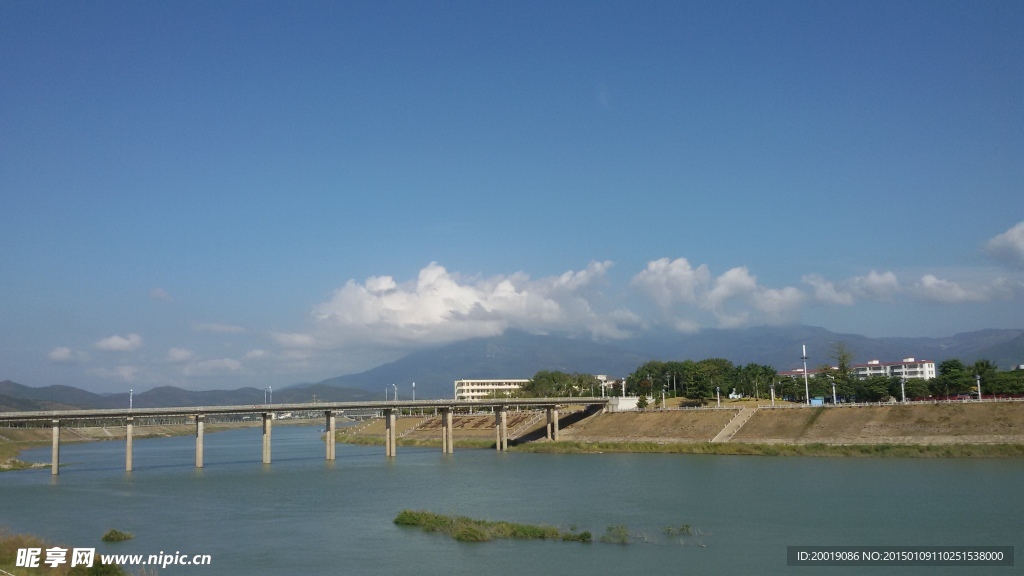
(262, 412, 272, 464)
(384, 409, 396, 457)
(545, 407, 560, 441)
(126, 417, 133, 472)
(325, 410, 336, 461)
(441, 408, 453, 454)
(494, 407, 508, 451)
(196, 414, 205, 468)
(51, 419, 60, 476)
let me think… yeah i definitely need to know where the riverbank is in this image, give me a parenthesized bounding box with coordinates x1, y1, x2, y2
(338, 401, 1024, 457)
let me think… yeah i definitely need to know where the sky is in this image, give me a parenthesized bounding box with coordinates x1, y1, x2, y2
(2, 1, 1023, 393)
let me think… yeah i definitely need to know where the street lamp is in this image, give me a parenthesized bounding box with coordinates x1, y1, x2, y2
(976, 374, 982, 401)
(662, 386, 666, 410)
(392, 383, 397, 402)
(830, 376, 836, 405)
(716, 386, 721, 408)
(901, 377, 906, 404)
(802, 345, 810, 406)
(412, 382, 416, 402)
(129, 388, 133, 411)
(770, 382, 775, 407)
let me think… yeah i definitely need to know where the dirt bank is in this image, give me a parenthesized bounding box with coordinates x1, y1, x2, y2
(338, 402, 1024, 449)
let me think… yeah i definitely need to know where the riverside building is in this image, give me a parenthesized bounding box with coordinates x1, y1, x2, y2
(454, 379, 530, 400)
(853, 358, 936, 381)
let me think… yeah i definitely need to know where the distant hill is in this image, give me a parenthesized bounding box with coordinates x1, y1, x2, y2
(306, 326, 1024, 399)
(306, 330, 650, 399)
(0, 379, 375, 411)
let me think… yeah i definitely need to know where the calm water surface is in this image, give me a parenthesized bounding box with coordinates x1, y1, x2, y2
(2, 426, 1020, 575)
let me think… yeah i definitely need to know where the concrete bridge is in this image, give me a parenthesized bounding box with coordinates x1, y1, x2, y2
(0, 397, 609, 475)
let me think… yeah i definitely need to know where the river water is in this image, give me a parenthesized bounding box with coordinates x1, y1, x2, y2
(2, 425, 1020, 575)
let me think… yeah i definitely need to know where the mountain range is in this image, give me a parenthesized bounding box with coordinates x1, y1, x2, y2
(3, 325, 1023, 410)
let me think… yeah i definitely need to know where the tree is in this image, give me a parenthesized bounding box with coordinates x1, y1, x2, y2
(972, 359, 998, 384)
(854, 376, 890, 402)
(636, 394, 649, 410)
(931, 359, 973, 396)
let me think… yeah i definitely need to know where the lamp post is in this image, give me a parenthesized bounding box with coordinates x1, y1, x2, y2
(716, 386, 721, 408)
(770, 383, 775, 407)
(412, 382, 416, 402)
(901, 377, 906, 404)
(802, 345, 810, 406)
(830, 376, 836, 405)
(392, 383, 397, 402)
(976, 374, 982, 401)
(662, 386, 666, 410)
(129, 389, 133, 411)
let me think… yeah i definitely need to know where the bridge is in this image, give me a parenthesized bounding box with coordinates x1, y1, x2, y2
(0, 397, 610, 475)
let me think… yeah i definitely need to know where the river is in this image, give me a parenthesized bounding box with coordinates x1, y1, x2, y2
(2, 425, 1020, 575)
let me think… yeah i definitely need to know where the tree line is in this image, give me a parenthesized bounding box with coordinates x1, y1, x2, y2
(510, 344, 1024, 403)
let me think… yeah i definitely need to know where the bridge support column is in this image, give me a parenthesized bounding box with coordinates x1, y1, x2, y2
(494, 407, 508, 451)
(384, 409, 396, 457)
(441, 408, 453, 454)
(325, 410, 335, 461)
(51, 419, 60, 476)
(126, 417, 133, 472)
(196, 415, 205, 468)
(262, 412, 272, 464)
(546, 407, 560, 442)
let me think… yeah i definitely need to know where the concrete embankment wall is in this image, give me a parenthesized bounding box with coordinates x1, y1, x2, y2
(732, 402, 1024, 444)
(335, 402, 1024, 446)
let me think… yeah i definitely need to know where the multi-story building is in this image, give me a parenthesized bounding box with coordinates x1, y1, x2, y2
(853, 358, 936, 381)
(453, 379, 530, 400)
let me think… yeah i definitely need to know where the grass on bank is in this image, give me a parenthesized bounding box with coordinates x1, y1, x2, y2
(506, 440, 1024, 458)
(394, 510, 591, 543)
(335, 434, 496, 450)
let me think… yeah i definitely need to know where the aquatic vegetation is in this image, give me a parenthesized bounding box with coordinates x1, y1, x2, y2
(101, 529, 134, 542)
(394, 510, 588, 543)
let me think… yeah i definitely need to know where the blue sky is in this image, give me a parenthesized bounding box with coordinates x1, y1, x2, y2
(2, 1, 1022, 393)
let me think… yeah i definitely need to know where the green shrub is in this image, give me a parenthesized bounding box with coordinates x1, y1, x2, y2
(101, 529, 133, 542)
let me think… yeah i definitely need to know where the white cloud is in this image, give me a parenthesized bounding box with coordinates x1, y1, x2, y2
(985, 221, 1024, 270)
(631, 258, 711, 307)
(272, 332, 318, 349)
(192, 323, 245, 334)
(48, 347, 89, 363)
(300, 261, 630, 350)
(183, 358, 243, 376)
(803, 270, 900, 305)
(89, 365, 141, 382)
(95, 333, 144, 352)
(913, 275, 989, 303)
(167, 348, 195, 363)
(149, 287, 172, 301)
(632, 259, 804, 329)
(847, 270, 901, 300)
(245, 349, 267, 359)
(802, 274, 854, 305)
(754, 286, 806, 321)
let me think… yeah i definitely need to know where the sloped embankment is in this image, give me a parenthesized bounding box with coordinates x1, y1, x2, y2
(559, 409, 740, 443)
(731, 402, 1024, 444)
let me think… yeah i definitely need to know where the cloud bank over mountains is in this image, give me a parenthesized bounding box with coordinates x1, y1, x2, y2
(42, 221, 1024, 391)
